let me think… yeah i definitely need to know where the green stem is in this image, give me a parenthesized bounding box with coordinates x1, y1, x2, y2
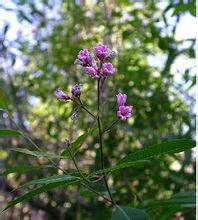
(72, 98, 95, 118)
(102, 119, 119, 134)
(66, 142, 112, 203)
(97, 78, 115, 205)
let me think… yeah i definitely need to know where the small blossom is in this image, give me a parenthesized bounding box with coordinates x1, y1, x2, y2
(71, 85, 81, 97)
(71, 109, 79, 121)
(102, 63, 114, 76)
(55, 88, 70, 101)
(117, 105, 133, 121)
(76, 49, 92, 66)
(84, 66, 98, 77)
(116, 93, 127, 107)
(93, 44, 110, 60)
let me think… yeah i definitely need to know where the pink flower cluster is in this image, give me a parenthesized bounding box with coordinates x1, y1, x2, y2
(116, 93, 133, 121)
(55, 44, 133, 122)
(75, 44, 116, 78)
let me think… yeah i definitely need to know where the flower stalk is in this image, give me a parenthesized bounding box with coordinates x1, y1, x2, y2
(97, 78, 115, 205)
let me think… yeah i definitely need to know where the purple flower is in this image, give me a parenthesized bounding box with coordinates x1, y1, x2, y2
(71, 109, 79, 121)
(93, 44, 110, 60)
(75, 45, 115, 79)
(117, 105, 133, 121)
(102, 63, 114, 76)
(55, 88, 70, 101)
(91, 59, 98, 71)
(71, 85, 81, 97)
(116, 93, 127, 107)
(75, 49, 92, 66)
(84, 66, 98, 77)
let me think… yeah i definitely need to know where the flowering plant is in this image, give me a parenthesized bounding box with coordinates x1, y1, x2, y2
(56, 44, 133, 207)
(1, 44, 195, 220)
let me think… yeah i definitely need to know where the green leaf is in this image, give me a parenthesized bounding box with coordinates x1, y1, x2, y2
(61, 126, 97, 157)
(2, 178, 78, 211)
(12, 148, 67, 159)
(0, 129, 22, 137)
(0, 164, 54, 176)
(79, 189, 95, 198)
(117, 139, 195, 165)
(16, 174, 80, 189)
(61, 133, 88, 157)
(112, 206, 148, 220)
(143, 191, 196, 210)
(102, 160, 148, 174)
(88, 160, 149, 178)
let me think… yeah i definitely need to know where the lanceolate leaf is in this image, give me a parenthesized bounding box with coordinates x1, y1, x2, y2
(16, 174, 80, 190)
(112, 206, 148, 220)
(87, 139, 195, 178)
(3, 162, 148, 210)
(0, 164, 54, 176)
(143, 191, 196, 210)
(0, 129, 22, 137)
(2, 179, 79, 211)
(88, 160, 149, 178)
(117, 139, 195, 165)
(12, 148, 67, 159)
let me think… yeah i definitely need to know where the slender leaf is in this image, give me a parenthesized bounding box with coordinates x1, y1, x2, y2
(118, 139, 195, 165)
(16, 174, 80, 189)
(143, 191, 196, 210)
(112, 206, 148, 220)
(0, 129, 22, 137)
(88, 160, 149, 178)
(79, 189, 95, 198)
(12, 148, 67, 159)
(0, 164, 54, 176)
(2, 179, 78, 211)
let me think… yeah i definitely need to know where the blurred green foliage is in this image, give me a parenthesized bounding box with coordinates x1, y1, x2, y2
(0, 0, 195, 219)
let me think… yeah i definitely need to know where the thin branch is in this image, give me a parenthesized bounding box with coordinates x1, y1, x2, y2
(102, 119, 119, 134)
(71, 97, 95, 118)
(66, 141, 112, 204)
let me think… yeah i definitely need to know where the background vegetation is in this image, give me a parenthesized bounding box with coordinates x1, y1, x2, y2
(0, 0, 195, 219)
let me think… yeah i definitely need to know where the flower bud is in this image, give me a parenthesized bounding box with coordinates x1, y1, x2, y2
(70, 109, 79, 121)
(55, 88, 70, 101)
(116, 93, 127, 107)
(71, 85, 81, 97)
